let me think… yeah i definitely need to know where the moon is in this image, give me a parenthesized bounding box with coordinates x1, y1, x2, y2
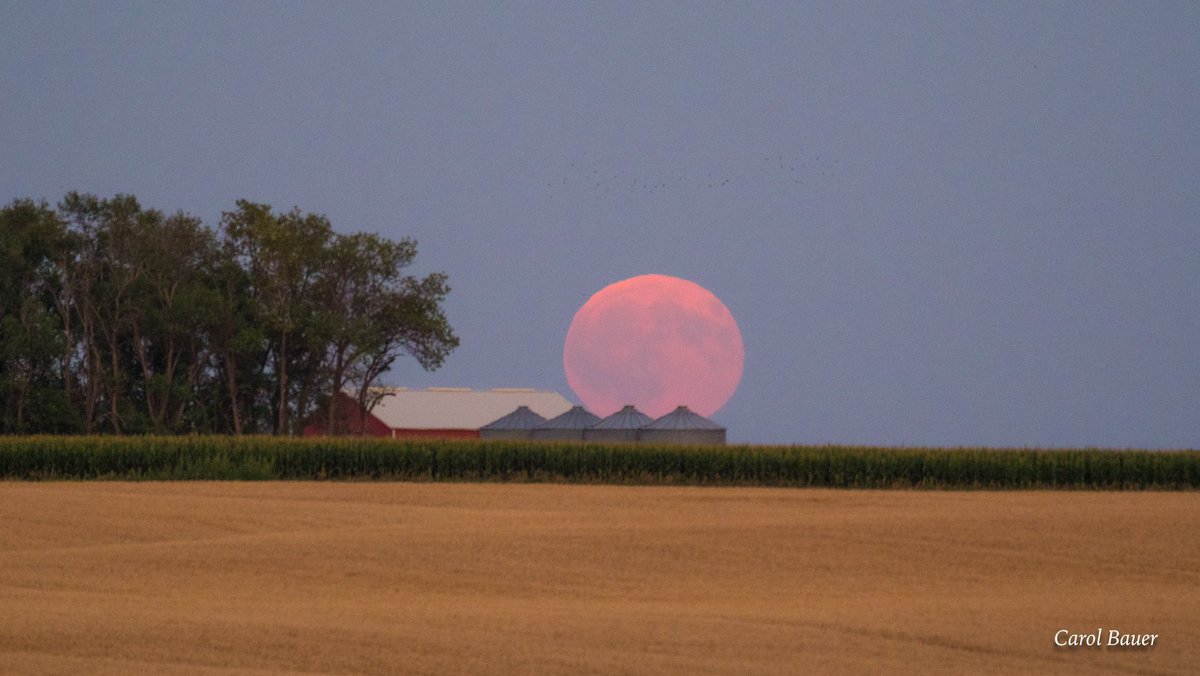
(563, 274, 744, 419)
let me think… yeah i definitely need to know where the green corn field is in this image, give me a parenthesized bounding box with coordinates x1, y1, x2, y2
(0, 436, 1196, 488)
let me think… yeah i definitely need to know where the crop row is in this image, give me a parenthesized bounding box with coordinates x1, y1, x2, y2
(0, 436, 1197, 488)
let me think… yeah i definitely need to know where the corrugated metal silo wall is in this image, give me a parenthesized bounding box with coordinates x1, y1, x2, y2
(582, 429, 640, 443)
(530, 429, 587, 441)
(637, 429, 726, 446)
(480, 430, 534, 441)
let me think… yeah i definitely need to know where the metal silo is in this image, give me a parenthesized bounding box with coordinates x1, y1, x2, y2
(638, 406, 726, 446)
(584, 405, 652, 443)
(479, 405, 548, 440)
(531, 405, 601, 441)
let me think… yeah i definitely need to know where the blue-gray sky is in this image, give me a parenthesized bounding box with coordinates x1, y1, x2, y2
(3, 1, 1198, 446)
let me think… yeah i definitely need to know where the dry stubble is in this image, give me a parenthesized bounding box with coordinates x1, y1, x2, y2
(1, 483, 1197, 674)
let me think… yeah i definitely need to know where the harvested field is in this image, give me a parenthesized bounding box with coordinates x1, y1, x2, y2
(1, 483, 1197, 674)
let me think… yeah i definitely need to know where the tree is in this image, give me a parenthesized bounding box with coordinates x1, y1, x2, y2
(316, 231, 459, 435)
(58, 193, 151, 433)
(0, 192, 458, 436)
(347, 271, 458, 435)
(222, 201, 331, 435)
(318, 233, 379, 434)
(0, 199, 75, 432)
(126, 210, 220, 431)
(207, 239, 268, 435)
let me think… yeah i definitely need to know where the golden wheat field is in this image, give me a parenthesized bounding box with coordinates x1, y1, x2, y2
(1, 483, 1197, 675)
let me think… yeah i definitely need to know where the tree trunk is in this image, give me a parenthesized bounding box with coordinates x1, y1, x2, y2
(222, 354, 243, 435)
(108, 333, 122, 434)
(172, 352, 204, 431)
(57, 299, 74, 412)
(83, 323, 99, 434)
(15, 370, 27, 429)
(326, 345, 349, 435)
(131, 325, 161, 427)
(159, 338, 177, 425)
(276, 332, 289, 435)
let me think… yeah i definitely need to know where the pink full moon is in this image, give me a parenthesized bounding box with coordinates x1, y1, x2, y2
(563, 274, 744, 419)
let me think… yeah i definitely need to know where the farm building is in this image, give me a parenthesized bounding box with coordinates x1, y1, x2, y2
(531, 405, 601, 441)
(584, 405, 653, 443)
(478, 403, 728, 445)
(479, 405, 548, 440)
(303, 387, 572, 439)
(638, 406, 726, 445)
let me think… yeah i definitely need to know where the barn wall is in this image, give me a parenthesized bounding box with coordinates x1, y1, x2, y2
(303, 392, 392, 437)
(390, 429, 481, 440)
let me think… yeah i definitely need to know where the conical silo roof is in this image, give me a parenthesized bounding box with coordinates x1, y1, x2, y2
(591, 405, 653, 430)
(536, 405, 601, 430)
(643, 406, 724, 430)
(480, 406, 547, 431)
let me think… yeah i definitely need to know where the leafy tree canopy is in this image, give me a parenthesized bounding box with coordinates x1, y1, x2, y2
(0, 193, 458, 435)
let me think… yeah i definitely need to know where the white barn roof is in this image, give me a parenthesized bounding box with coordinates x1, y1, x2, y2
(365, 387, 572, 430)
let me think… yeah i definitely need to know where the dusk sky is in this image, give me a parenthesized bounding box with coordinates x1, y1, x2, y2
(3, 2, 1197, 446)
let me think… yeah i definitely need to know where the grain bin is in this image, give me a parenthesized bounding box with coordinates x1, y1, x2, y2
(638, 406, 726, 446)
(584, 405, 652, 443)
(531, 405, 601, 441)
(479, 406, 548, 440)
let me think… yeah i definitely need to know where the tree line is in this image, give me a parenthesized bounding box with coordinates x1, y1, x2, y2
(0, 193, 458, 435)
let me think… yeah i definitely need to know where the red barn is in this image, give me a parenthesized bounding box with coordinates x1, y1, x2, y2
(303, 387, 573, 439)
